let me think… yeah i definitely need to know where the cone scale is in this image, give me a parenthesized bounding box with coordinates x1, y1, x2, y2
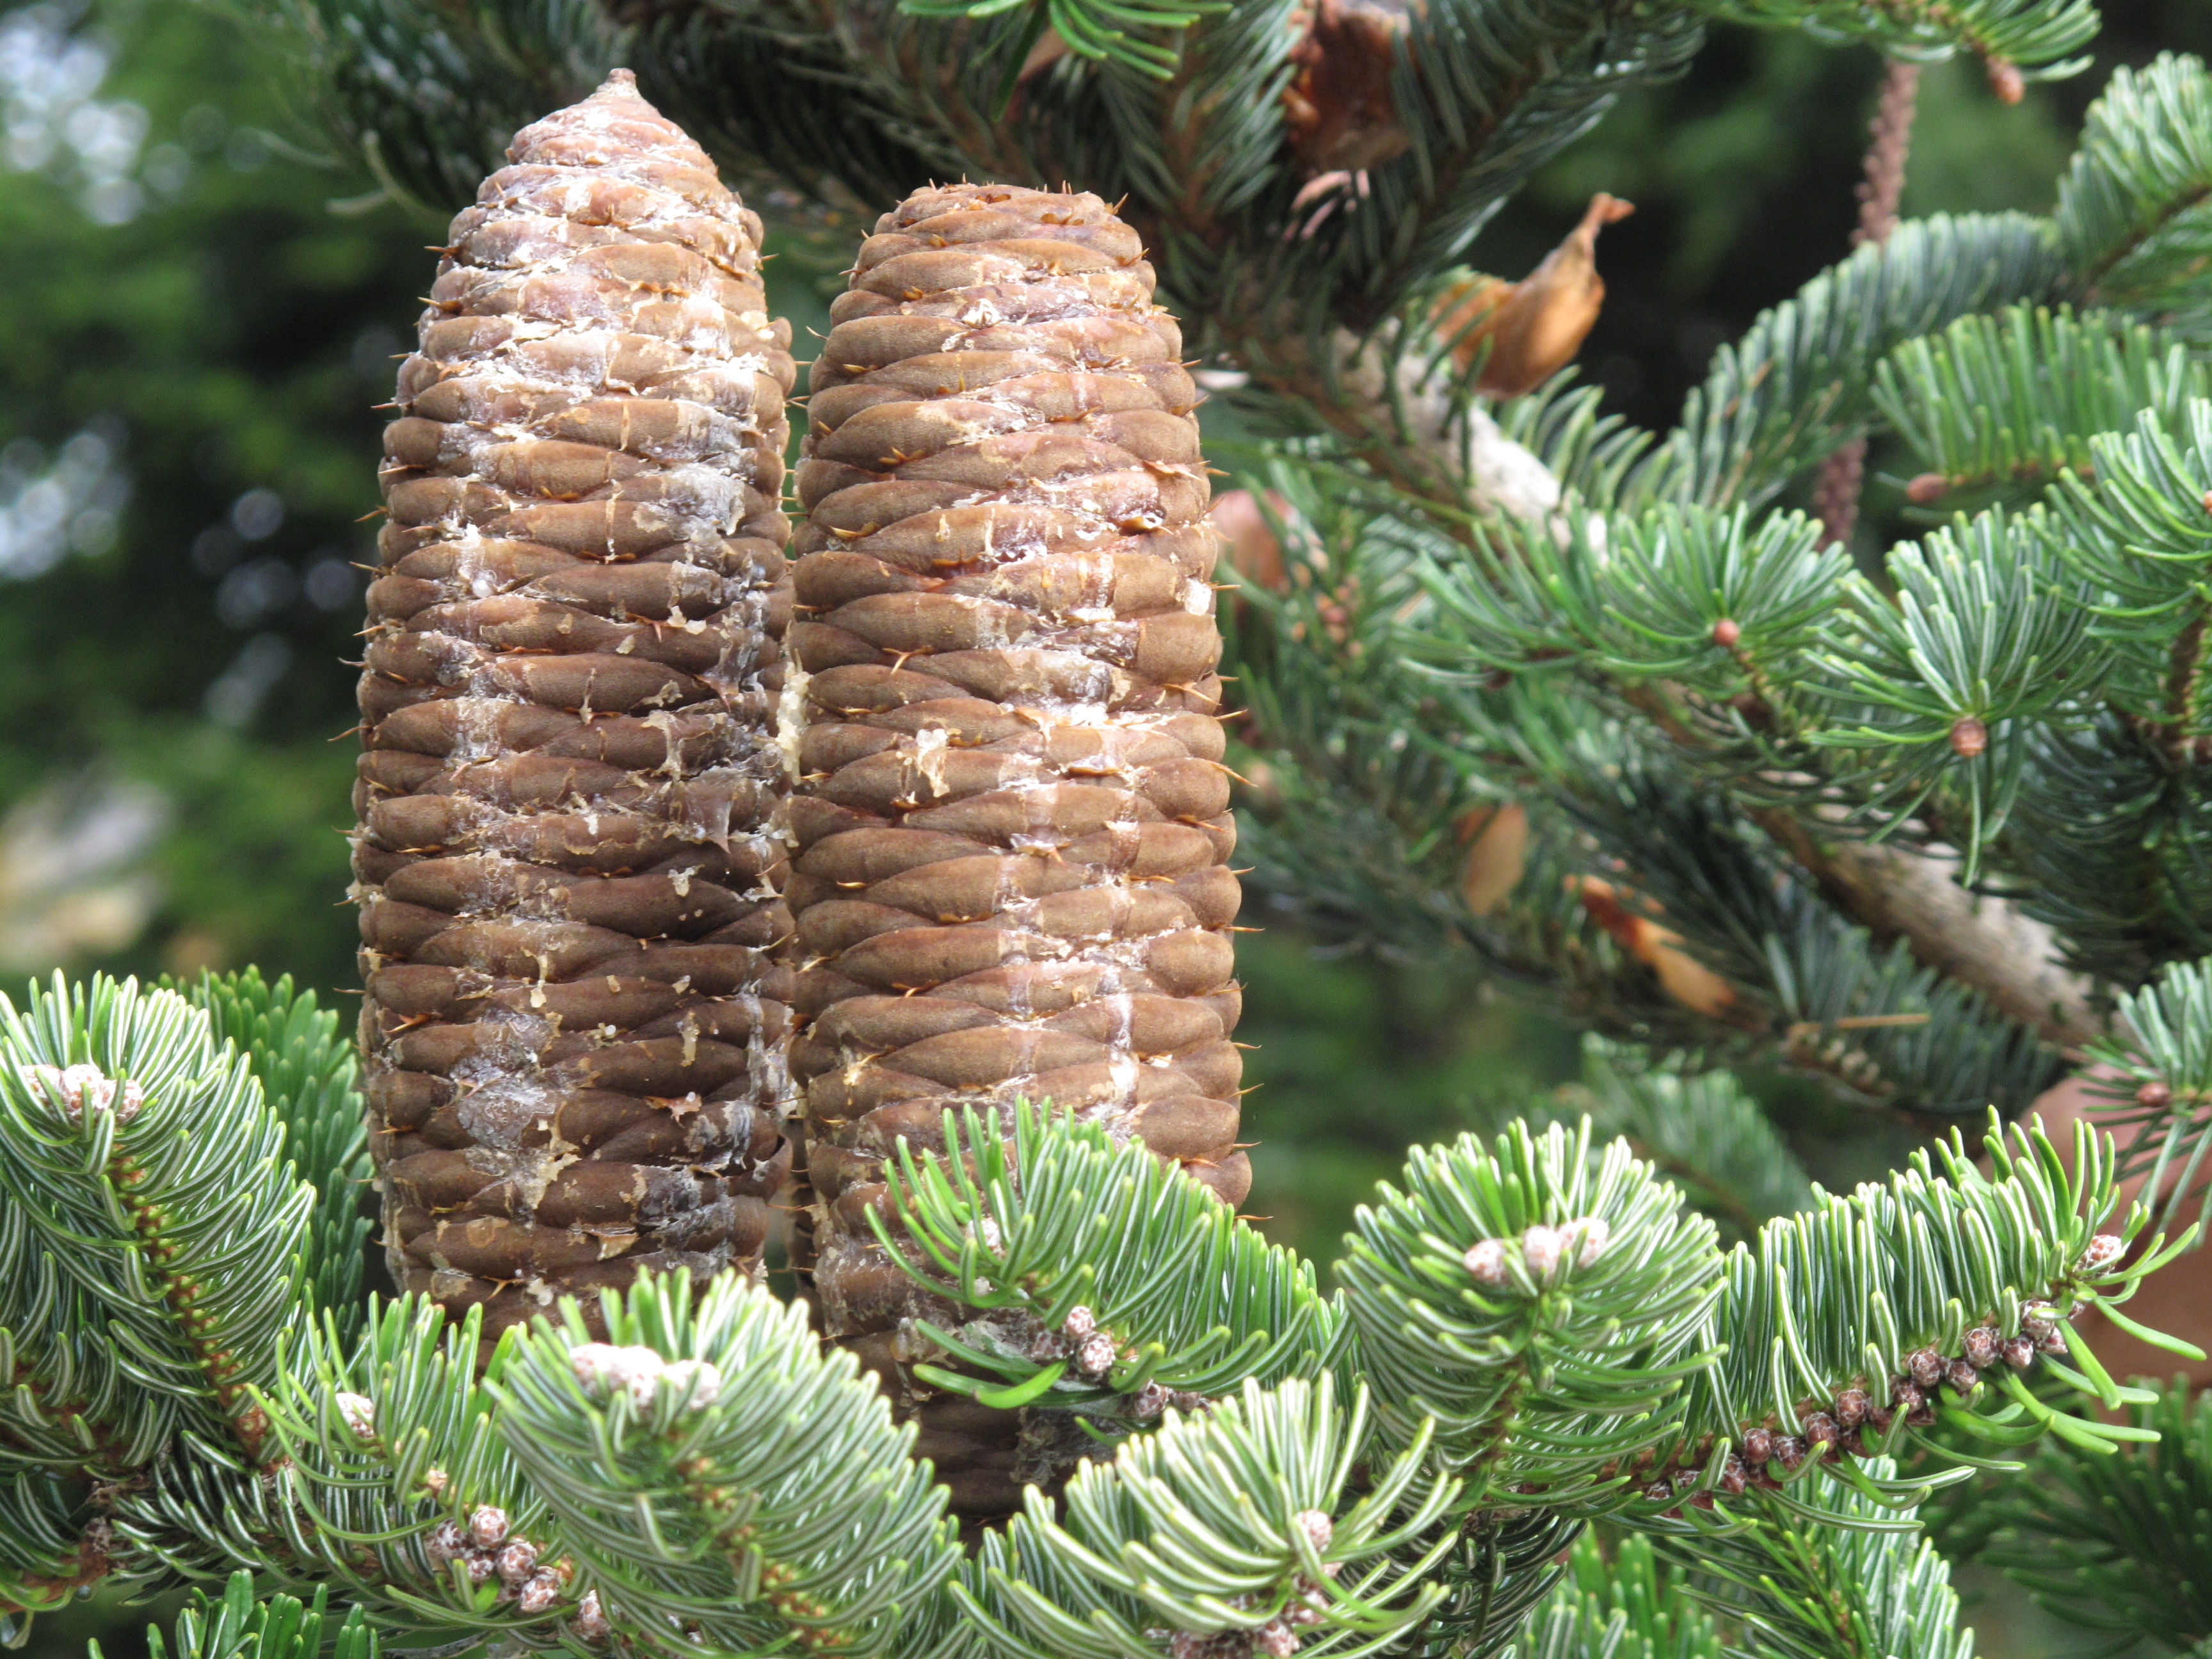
(353, 72, 797, 1352)
(787, 184, 1248, 1523)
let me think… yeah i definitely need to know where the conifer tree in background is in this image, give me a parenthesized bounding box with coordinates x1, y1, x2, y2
(7, 1, 2212, 1658)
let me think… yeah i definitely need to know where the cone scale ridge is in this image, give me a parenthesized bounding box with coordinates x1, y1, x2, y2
(787, 184, 1247, 1521)
(354, 71, 797, 1352)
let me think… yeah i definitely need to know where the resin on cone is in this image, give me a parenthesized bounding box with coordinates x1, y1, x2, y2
(355, 70, 796, 1354)
(789, 183, 1247, 1522)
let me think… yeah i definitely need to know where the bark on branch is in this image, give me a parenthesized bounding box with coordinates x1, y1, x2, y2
(1758, 810, 2102, 1051)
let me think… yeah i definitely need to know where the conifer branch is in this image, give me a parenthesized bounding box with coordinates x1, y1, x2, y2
(1978, 1375, 2212, 1649)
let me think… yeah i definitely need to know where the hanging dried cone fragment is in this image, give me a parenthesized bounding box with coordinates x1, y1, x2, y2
(789, 183, 1246, 1523)
(1432, 193, 1635, 399)
(356, 70, 797, 1358)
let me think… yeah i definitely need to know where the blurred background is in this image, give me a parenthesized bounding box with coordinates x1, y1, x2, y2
(3, 1, 2208, 1653)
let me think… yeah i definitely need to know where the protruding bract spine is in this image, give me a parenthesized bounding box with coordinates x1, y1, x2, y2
(355, 70, 797, 1358)
(786, 183, 1247, 1524)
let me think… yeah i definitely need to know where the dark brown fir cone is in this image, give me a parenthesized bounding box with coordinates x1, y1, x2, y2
(787, 182, 1246, 1524)
(355, 70, 797, 1356)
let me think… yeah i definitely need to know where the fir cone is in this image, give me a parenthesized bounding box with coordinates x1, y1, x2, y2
(789, 183, 1246, 1522)
(355, 70, 797, 1355)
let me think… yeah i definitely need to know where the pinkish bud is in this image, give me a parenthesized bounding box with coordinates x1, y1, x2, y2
(1907, 1347, 1943, 1388)
(1462, 1238, 1509, 1288)
(1833, 1387, 1869, 1428)
(1962, 1326, 1999, 1368)
(31, 1064, 143, 1123)
(469, 1505, 508, 1550)
(335, 1391, 377, 1440)
(518, 1569, 562, 1615)
(496, 1540, 538, 1585)
(1295, 1510, 1334, 1555)
(1520, 1224, 1566, 1278)
(1741, 1427, 1773, 1466)
(1711, 618, 1742, 648)
(574, 1590, 611, 1644)
(1567, 1216, 1610, 1267)
(2003, 1334, 2036, 1369)
(2077, 1233, 2125, 1275)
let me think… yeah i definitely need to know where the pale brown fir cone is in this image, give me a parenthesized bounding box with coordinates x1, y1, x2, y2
(789, 183, 1246, 1525)
(355, 70, 797, 1359)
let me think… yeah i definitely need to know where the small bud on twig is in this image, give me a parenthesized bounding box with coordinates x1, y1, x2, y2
(1519, 1224, 1565, 1278)
(518, 1569, 563, 1615)
(1462, 1238, 1507, 1287)
(1950, 716, 1988, 758)
(1295, 1509, 1334, 1557)
(29, 1063, 144, 1123)
(1566, 1215, 1610, 1267)
(1718, 1453, 1747, 1496)
(2077, 1233, 2124, 1275)
(659, 1358, 723, 1408)
(335, 1391, 377, 1440)
(575, 1590, 611, 1645)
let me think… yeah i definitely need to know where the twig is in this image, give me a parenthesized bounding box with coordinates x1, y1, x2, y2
(1815, 57, 1922, 549)
(1754, 806, 2101, 1050)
